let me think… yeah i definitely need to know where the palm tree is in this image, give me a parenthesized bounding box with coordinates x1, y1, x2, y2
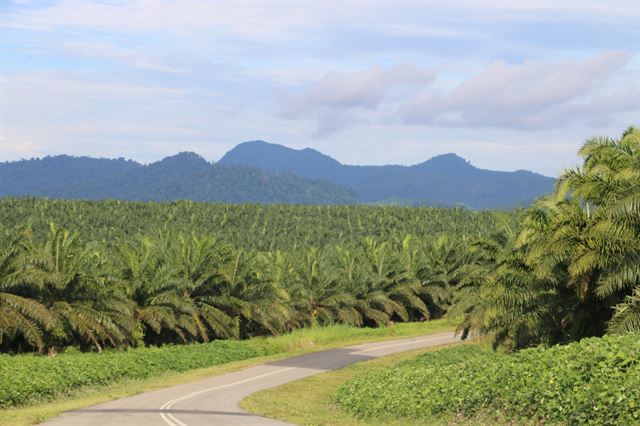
(608, 286, 640, 334)
(447, 232, 508, 340)
(0, 227, 53, 352)
(19, 224, 132, 351)
(173, 236, 244, 340)
(296, 247, 360, 327)
(418, 234, 462, 317)
(118, 236, 194, 345)
(557, 126, 640, 333)
(212, 244, 290, 338)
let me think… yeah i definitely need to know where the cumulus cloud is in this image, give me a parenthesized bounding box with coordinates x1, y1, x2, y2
(282, 64, 437, 135)
(400, 51, 632, 129)
(283, 52, 636, 134)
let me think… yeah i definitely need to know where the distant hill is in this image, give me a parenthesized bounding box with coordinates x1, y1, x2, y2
(1, 141, 555, 208)
(219, 141, 555, 209)
(0, 153, 357, 204)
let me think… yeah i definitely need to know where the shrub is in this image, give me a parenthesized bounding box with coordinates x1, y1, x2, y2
(0, 340, 264, 408)
(336, 334, 640, 425)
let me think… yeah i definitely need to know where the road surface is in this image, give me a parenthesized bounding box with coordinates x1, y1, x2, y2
(43, 331, 457, 426)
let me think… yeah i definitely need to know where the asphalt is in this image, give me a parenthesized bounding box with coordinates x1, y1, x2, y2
(42, 331, 458, 426)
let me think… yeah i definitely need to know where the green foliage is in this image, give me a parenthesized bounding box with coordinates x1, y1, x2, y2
(1, 126, 636, 356)
(0, 199, 500, 251)
(219, 141, 555, 208)
(0, 320, 453, 409)
(336, 334, 640, 425)
(0, 340, 262, 408)
(0, 200, 505, 353)
(451, 126, 640, 349)
(0, 152, 358, 205)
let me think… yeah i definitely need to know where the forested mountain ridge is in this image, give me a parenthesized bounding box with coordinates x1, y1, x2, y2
(220, 141, 555, 208)
(0, 152, 357, 204)
(2, 142, 554, 208)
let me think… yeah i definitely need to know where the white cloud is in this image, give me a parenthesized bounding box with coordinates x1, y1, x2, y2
(1, 1, 638, 173)
(401, 51, 634, 129)
(0, 136, 42, 160)
(282, 64, 437, 134)
(280, 52, 636, 134)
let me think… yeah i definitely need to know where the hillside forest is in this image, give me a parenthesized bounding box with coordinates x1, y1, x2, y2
(0, 142, 554, 209)
(0, 127, 638, 354)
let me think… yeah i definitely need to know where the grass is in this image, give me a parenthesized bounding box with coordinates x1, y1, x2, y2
(240, 343, 464, 426)
(0, 319, 454, 426)
(250, 319, 457, 353)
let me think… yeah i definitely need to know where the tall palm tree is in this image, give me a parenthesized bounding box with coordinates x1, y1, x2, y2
(174, 236, 242, 340)
(447, 231, 508, 340)
(118, 236, 194, 345)
(296, 247, 360, 327)
(19, 225, 132, 351)
(0, 228, 53, 352)
(557, 126, 640, 333)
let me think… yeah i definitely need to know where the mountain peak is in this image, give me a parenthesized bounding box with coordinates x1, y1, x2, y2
(419, 153, 471, 167)
(219, 140, 342, 179)
(217, 141, 553, 208)
(160, 151, 208, 163)
(149, 152, 210, 175)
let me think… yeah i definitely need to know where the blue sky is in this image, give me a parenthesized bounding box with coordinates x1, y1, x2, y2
(1, 0, 638, 176)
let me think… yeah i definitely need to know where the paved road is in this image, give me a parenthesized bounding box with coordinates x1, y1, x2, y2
(43, 331, 457, 426)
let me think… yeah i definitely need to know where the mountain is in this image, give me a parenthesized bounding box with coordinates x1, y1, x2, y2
(1, 142, 555, 208)
(0, 153, 357, 204)
(220, 141, 555, 209)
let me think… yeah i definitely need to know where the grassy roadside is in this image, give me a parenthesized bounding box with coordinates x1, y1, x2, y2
(240, 343, 465, 426)
(1, 319, 455, 426)
(244, 334, 640, 426)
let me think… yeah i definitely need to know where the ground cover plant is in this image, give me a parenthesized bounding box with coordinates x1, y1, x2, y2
(336, 334, 640, 425)
(0, 319, 453, 409)
(0, 340, 262, 408)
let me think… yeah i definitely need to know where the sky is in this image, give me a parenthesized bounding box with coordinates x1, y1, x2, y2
(1, 0, 639, 176)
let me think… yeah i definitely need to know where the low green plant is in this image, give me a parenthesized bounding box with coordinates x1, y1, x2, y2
(0, 319, 452, 409)
(336, 334, 640, 425)
(0, 340, 262, 408)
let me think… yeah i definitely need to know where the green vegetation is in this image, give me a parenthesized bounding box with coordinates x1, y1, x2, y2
(0, 340, 262, 408)
(0, 128, 637, 354)
(218, 140, 555, 208)
(336, 334, 640, 425)
(0, 200, 502, 353)
(451, 126, 640, 349)
(0, 127, 638, 424)
(241, 345, 461, 426)
(0, 152, 358, 204)
(243, 127, 640, 425)
(0, 320, 453, 410)
(0, 199, 502, 250)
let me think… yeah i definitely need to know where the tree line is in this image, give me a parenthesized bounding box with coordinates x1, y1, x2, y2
(452, 127, 639, 349)
(0, 228, 465, 353)
(0, 127, 637, 353)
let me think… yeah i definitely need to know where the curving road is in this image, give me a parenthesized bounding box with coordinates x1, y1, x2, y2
(43, 331, 457, 426)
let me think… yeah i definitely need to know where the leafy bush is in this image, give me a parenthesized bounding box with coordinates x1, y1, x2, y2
(336, 334, 640, 425)
(0, 340, 264, 408)
(0, 320, 451, 409)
